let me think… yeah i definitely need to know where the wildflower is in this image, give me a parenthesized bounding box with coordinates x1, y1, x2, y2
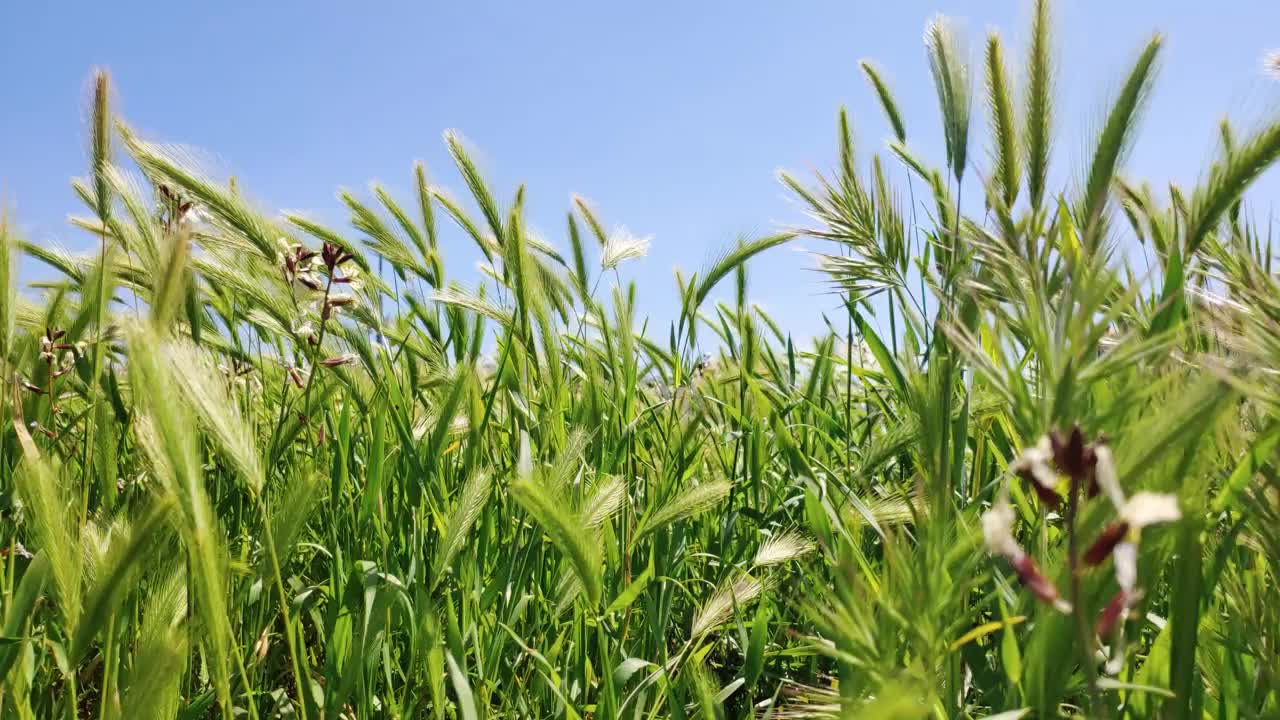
(981, 497, 1073, 613)
(1096, 585, 1143, 639)
(1083, 521, 1129, 566)
(291, 321, 316, 341)
(52, 356, 74, 378)
(1120, 491, 1181, 528)
(1092, 443, 1125, 508)
(321, 241, 355, 272)
(291, 271, 323, 297)
(178, 202, 210, 227)
(1050, 425, 1097, 483)
(1012, 436, 1059, 507)
(39, 327, 71, 363)
(313, 292, 357, 321)
(0, 542, 32, 559)
(981, 497, 1020, 558)
(29, 421, 55, 439)
(219, 361, 258, 390)
(1079, 442, 1181, 659)
(1084, 445, 1181, 567)
(333, 265, 363, 289)
(254, 626, 271, 661)
(320, 353, 357, 368)
(278, 239, 324, 297)
(693, 352, 714, 379)
(275, 236, 294, 264)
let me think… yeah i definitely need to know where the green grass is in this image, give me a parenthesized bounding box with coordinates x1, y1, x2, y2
(3, 2, 1280, 718)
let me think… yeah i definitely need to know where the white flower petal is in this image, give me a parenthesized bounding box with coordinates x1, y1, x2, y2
(1114, 541, 1138, 592)
(981, 498, 1022, 559)
(1094, 444, 1126, 509)
(1014, 437, 1058, 489)
(1122, 492, 1181, 530)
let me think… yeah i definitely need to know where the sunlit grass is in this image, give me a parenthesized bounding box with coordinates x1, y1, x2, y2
(2, 1, 1280, 718)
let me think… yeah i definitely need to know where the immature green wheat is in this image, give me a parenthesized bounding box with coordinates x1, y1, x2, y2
(2, 1, 1280, 718)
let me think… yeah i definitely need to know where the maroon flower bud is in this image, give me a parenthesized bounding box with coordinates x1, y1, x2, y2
(1085, 474, 1101, 499)
(1050, 425, 1095, 480)
(19, 380, 45, 394)
(1084, 522, 1129, 566)
(319, 354, 356, 368)
(1011, 554, 1071, 612)
(1095, 589, 1136, 632)
(1017, 469, 1061, 509)
(287, 367, 305, 389)
(321, 242, 346, 271)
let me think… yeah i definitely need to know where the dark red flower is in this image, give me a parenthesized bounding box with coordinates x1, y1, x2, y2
(1096, 591, 1127, 637)
(1084, 522, 1130, 566)
(1012, 554, 1070, 611)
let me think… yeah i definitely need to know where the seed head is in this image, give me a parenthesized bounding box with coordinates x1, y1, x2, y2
(1264, 50, 1280, 80)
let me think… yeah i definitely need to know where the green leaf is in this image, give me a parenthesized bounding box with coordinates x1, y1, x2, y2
(1149, 244, 1185, 336)
(446, 652, 479, 720)
(855, 311, 907, 399)
(0, 554, 50, 679)
(606, 559, 654, 616)
(1211, 418, 1280, 513)
(743, 602, 771, 691)
(1168, 520, 1204, 720)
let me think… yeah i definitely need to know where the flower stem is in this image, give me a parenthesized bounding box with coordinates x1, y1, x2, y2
(1066, 472, 1107, 717)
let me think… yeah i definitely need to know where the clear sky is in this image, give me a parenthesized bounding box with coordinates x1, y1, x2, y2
(3, 1, 1278, 343)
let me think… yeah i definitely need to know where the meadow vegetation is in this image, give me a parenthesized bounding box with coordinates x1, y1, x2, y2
(2, 1, 1280, 717)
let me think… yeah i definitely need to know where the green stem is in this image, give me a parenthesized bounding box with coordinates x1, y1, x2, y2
(258, 492, 310, 720)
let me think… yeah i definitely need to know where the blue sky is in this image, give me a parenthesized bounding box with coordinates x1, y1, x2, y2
(3, 1, 1278, 343)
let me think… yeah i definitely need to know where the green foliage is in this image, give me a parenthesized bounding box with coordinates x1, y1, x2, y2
(2, 4, 1279, 719)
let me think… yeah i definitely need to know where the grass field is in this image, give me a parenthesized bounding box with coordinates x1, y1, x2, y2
(2, 1, 1280, 717)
